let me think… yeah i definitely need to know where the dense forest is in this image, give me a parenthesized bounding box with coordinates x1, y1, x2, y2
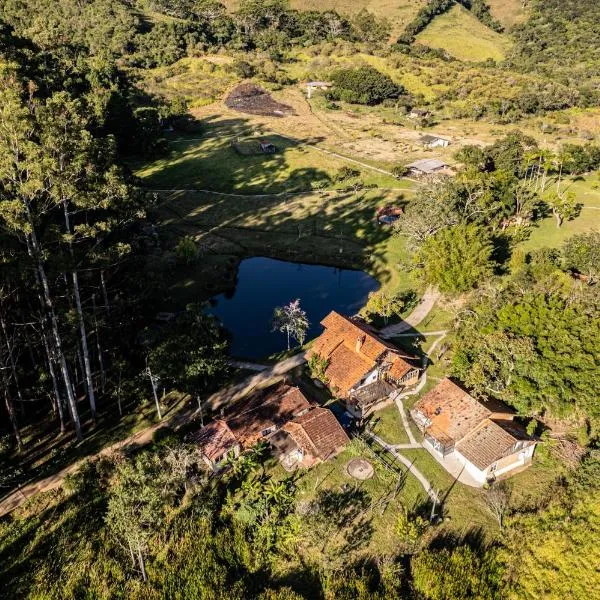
(1, 0, 599, 598)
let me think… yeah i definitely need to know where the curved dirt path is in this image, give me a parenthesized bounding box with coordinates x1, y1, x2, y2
(379, 287, 441, 338)
(0, 355, 306, 518)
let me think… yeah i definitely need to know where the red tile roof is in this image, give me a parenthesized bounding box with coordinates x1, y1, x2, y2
(412, 378, 514, 443)
(456, 420, 535, 471)
(284, 407, 349, 461)
(307, 311, 417, 397)
(225, 383, 311, 448)
(413, 378, 535, 470)
(189, 420, 237, 462)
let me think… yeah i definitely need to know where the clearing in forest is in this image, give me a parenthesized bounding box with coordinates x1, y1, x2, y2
(415, 4, 512, 62)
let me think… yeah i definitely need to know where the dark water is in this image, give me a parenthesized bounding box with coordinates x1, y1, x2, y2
(208, 257, 380, 359)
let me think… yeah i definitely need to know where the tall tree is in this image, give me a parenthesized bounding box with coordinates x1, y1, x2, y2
(272, 299, 309, 351)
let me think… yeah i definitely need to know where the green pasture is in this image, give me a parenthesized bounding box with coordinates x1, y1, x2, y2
(416, 5, 512, 62)
(134, 132, 405, 194)
(521, 175, 600, 251)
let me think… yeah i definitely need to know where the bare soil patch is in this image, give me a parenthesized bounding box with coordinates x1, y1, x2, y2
(225, 83, 295, 117)
(346, 458, 375, 480)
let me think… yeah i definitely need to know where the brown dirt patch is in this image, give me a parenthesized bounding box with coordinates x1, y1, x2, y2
(346, 457, 375, 480)
(225, 83, 295, 118)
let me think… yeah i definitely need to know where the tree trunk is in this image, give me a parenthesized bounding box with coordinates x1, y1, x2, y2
(73, 269, 96, 419)
(27, 228, 82, 441)
(4, 386, 22, 451)
(128, 540, 136, 567)
(0, 316, 24, 406)
(553, 209, 563, 228)
(100, 270, 110, 314)
(116, 363, 123, 417)
(92, 295, 106, 393)
(41, 328, 66, 434)
(147, 363, 162, 420)
(64, 201, 96, 420)
(137, 542, 147, 582)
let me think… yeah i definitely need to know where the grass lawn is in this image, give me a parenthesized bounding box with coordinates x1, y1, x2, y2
(415, 5, 512, 62)
(521, 175, 600, 251)
(487, 0, 528, 28)
(369, 403, 410, 445)
(154, 180, 415, 303)
(139, 57, 236, 107)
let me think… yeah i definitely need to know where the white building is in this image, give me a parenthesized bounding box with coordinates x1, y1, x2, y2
(420, 134, 450, 149)
(411, 378, 537, 485)
(406, 158, 451, 177)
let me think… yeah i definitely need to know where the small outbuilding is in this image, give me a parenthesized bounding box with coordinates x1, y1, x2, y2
(409, 108, 431, 120)
(260, 140, 278, 154)
(189, 420, 240, 472)
(306, 81, 332, 98)
(420, 134, 450, 149)
(406, 158, 451, 177)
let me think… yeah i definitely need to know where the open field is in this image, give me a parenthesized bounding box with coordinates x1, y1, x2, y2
(154, 185, 414, 304)
(134, 131, 403, 194)
(521, 175, 600, 251)
(487, 0, 528, 29)
(416, 4, 512, 62)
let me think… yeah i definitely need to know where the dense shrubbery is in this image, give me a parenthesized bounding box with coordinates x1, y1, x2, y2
(451, 248, 600, 425)
(507, 0, 600, 104)
(329, 66, 404, 105)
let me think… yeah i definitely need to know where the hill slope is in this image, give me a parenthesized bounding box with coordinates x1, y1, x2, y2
(415, 4, 511, 62)
(222, 0, 428, 36)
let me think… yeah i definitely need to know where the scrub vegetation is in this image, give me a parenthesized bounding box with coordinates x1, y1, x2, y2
(1, 0, 599, 598)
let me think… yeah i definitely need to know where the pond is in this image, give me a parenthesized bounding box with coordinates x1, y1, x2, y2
(208, 257, 380, 359)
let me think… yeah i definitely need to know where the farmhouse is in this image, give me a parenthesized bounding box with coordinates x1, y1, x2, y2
(190, 419, 240, 471)
(411, 378, 537, 485)
(420, 134, 450, 149)
(406, 158, 451, 177)
(225, 383, 311, 448)
(273, 407, 350, 470)
(307, 311, 420, 417)
(191, 382, 349, 471)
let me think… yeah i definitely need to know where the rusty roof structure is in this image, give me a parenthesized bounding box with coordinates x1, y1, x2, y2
(284, 407, 349, 461)
(225, 383, 311, 447)
(189, 420, 237, 462)
(307, 311, 417, 397)
(413, 378, 535, 470)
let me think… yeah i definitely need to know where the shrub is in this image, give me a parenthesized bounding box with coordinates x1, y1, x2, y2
(175, 236, 199, 265)
(329, 66, 403, 105)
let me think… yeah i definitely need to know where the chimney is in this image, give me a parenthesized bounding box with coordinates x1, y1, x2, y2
(356, 335, 365, 354)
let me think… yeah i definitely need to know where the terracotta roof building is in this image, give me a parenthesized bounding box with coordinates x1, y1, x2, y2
(411, 378, 537, 485)
(189, 420, 240, 470)
(307, 311, 420, 416)
(224, 383, 311, 448)
(190, 382, 350, 472)
(284, 407, 349, 464)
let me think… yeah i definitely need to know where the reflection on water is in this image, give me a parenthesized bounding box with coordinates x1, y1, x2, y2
(208, 257, 380, 359)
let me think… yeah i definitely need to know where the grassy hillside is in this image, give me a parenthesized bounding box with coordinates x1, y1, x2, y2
(487, 0, 527, 29)
(415, 4, 511, 62)
(222, 0, 428, 36)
